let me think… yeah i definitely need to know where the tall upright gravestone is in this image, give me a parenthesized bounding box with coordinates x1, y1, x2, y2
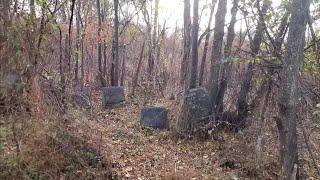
(176, 87, 211, 136)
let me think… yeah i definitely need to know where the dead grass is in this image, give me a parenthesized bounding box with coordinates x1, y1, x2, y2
(0, 88, 319, 179)
(0, 112, 114, 179)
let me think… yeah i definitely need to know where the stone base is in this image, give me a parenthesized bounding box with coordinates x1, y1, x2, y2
(102, 86, 125, 107)
(141, 106, 168, 129)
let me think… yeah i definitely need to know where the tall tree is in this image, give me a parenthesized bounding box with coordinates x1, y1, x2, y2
(111, 0, 119, 86)
(215, 0, 239, 115)
(236, 0, 270, 121)
(199, 0, 217, 86)
(120, 47, 126, 86)
(255, 5, 290, 177)
(208, 0, 227, 113)
(180, 0, 192, 87)
(149, 0, 159, 78)
(188, 0, 200, 89)
(0, 0, 10, 47)
(97, 0, 106, 87)
(277, 0, 309, 179)
(75, 0, 81, 85)
(142, 3, 152, 81)
(132, 40, 146, 96)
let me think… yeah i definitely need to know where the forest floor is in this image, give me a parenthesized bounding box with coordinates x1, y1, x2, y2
(1, 90, 319, 179)
(68, 91, 281, 179)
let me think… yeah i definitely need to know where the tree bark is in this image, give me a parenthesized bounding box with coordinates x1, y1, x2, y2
(236, 0, 270, 121)
(120, 47, 126, 86)
(188, 0, 200, 89)
(277, 0, 309, 179)
(199, 0, 216, 86)
(0, 0, 10, 42)
(75, 0, 81, 85)
(111, 0, 119, 86)
(215, 0, 239, 115)
(59, 30, 66, 108)
(208, 0, 227, 113)
(256, 78, 272, 178)
(149, 0, 159, 79)
(97, 0, 106, 87)
(180, 0, 191, 88)
(132, 41, 146, 96)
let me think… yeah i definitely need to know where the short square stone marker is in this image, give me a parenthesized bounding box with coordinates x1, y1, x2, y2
(73, 85, 92, 109)
(102, 86, 125, 107)
(141, 106, 168, 129)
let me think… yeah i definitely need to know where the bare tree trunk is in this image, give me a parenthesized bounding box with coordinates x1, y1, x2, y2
(277, 0, 309, 179)
(97, 0, 106, 87)
(75, 0, 81, 85)
(273, 11, 289, 59)
(215, 0, 239, 115)
(103, 42, 107, 78)
(80, 39, 85, 86)
(188, 0, 199, 89)
(0, 0, 10, 42)
(236, 0, 270, 121)
(250, 7, 289, 113)
(170, 22, 178, 69)
(59, 30, 66, 107)
(307, 14, 320, 64)
(65, 34, 71, 80)
(208, 0, 227, 113)
(199, 0, 216, 86)
(132, 41, 146, 96)
(253, 7, 289, 178)
(256, 78, 272, 178)
(68, 0, 76, 76)
(111, 0, 119, 86)
(180, 0, 191, 87)
(149, 0, 159, 79)
(120, 47, 126, 86)
(157, 23, 166, 66)
(102, 0, 107, 84)
(60, 2, 67, 23)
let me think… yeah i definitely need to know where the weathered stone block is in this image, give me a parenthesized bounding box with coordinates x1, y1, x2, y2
(102, 86, 125, 107)
(73, 86, 92, 109)
(141, 106, 168, 129)
(176, 87, 211, 135)
(184, 87, 211, 122)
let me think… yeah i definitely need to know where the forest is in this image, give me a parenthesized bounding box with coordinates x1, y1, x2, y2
(0, 0, 319, 179)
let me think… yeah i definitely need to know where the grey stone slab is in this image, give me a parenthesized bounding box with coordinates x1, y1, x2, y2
(185, 87, 211, 123)
(141, 106, 168, 129)
(101, 86, 125, 107)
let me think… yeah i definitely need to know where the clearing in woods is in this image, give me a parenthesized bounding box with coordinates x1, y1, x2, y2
(71, 91, 278, 179)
